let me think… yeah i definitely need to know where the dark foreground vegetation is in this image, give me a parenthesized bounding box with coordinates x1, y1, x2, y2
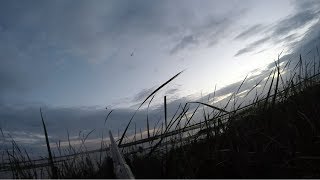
(131, 82, 320, 178)
(1, 50, 320, 178)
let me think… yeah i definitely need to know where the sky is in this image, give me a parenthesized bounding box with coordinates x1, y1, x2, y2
(0, 0, 320, 155)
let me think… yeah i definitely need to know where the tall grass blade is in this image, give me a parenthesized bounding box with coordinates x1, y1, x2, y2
(40, 108, 57, 179)
(118, 70, 183, 146)
(147, 95, 156, 139)
(272, 60, 281, 107)
(264, 69, 276, 110)
(189, 102, 228, 113)
(104, 110, 114, 125)
(164, 96, 167, 128)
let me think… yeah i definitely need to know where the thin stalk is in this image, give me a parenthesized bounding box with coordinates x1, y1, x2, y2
(272, 60, 281, 108)
(147, 95, 155, 139)
(40, 108, 57, 179)
(264, 69, 276, 110)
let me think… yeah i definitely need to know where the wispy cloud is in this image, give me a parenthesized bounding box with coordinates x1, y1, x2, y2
(234, 37, 271, 57)
(165, 87, 180, 95)
(234, 1, 320, 56)
(132, 87, 156, 103)
(170, 35, 198, 54)
(169, 10, 245, 54)
(234, 24, 265, 40)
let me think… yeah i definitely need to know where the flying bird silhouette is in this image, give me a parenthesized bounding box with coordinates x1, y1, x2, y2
(130, 48, 136, 57)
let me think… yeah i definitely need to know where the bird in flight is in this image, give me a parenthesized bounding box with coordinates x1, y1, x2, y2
(130, 48, 136, 57)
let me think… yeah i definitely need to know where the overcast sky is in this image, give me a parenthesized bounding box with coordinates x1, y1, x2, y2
(0, 0, 320, 155)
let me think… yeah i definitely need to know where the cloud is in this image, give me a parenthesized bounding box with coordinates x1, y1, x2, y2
(0, 0, 249, 65)
(0, 94, 193, 156)
(0, 0, 179, 67)
(293, 0, 320, 13)
(169, 9, 246, 54)
(234, 37, 271, 56)
(0, 69, 24, 95)
(0, 0, 248, 105)
(272, 10, 319, 39)
(132, 87, 156, 102)
(1, 41, 319, 155)
(0, 130, 47, 145)
(165, 87, 180, 95)
(234, 24, 265, 40)
(0, 24, 4, 32)
(281, 33, 299, 44)
(130, 83, 182, 106)
(1, 0, 320, 157)
(234, 1, 320, 56)
(0, 41, 36, 101)
(170, 35, 198, 54)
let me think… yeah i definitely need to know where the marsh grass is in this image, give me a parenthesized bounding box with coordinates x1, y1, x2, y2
(127, 50, 320, 178)
(1, 50, 320, 178)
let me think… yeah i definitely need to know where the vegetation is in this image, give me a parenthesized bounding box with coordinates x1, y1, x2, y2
(1, 48, 320, 178)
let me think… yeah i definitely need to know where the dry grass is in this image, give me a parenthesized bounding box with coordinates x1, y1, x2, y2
(1, 50, 320, 178)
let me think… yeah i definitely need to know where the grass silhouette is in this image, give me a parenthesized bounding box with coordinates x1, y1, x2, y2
(1, 49, 320, 178)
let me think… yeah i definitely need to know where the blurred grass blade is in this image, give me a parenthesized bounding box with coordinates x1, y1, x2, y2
(140, 70, 184, 108)
(104, 110, 114, 125)
(40, 108, 57, 179)
(189, 102, 228, 113)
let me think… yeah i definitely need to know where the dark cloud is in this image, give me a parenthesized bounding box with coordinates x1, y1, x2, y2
(0, 0, 185, 70)
(272, 10, 319, 39)
(165, 87, 180, 95)
(234, 24, 265, 40)
(206, 17, 235, 47)
(290, 21, 320, 55)
(0, 55, 34, 104)
(170, 35, 198, 54)
(0, 0, 248, 64)
(0, 24, 4, 32)
(234, 37, 271, 56)
(0, 96, 190, 148)
(0, 0, 247, 105)
(234, 1, 320, 56)
(266, 54, 293, 69)
(169, 11, 245, 54)
(281, 33, 299, 44)
(293, 0, 320, 12)
(131, 84, 182, 105)
(0, 70, 23, 94)
(132, 87, 156, 102)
